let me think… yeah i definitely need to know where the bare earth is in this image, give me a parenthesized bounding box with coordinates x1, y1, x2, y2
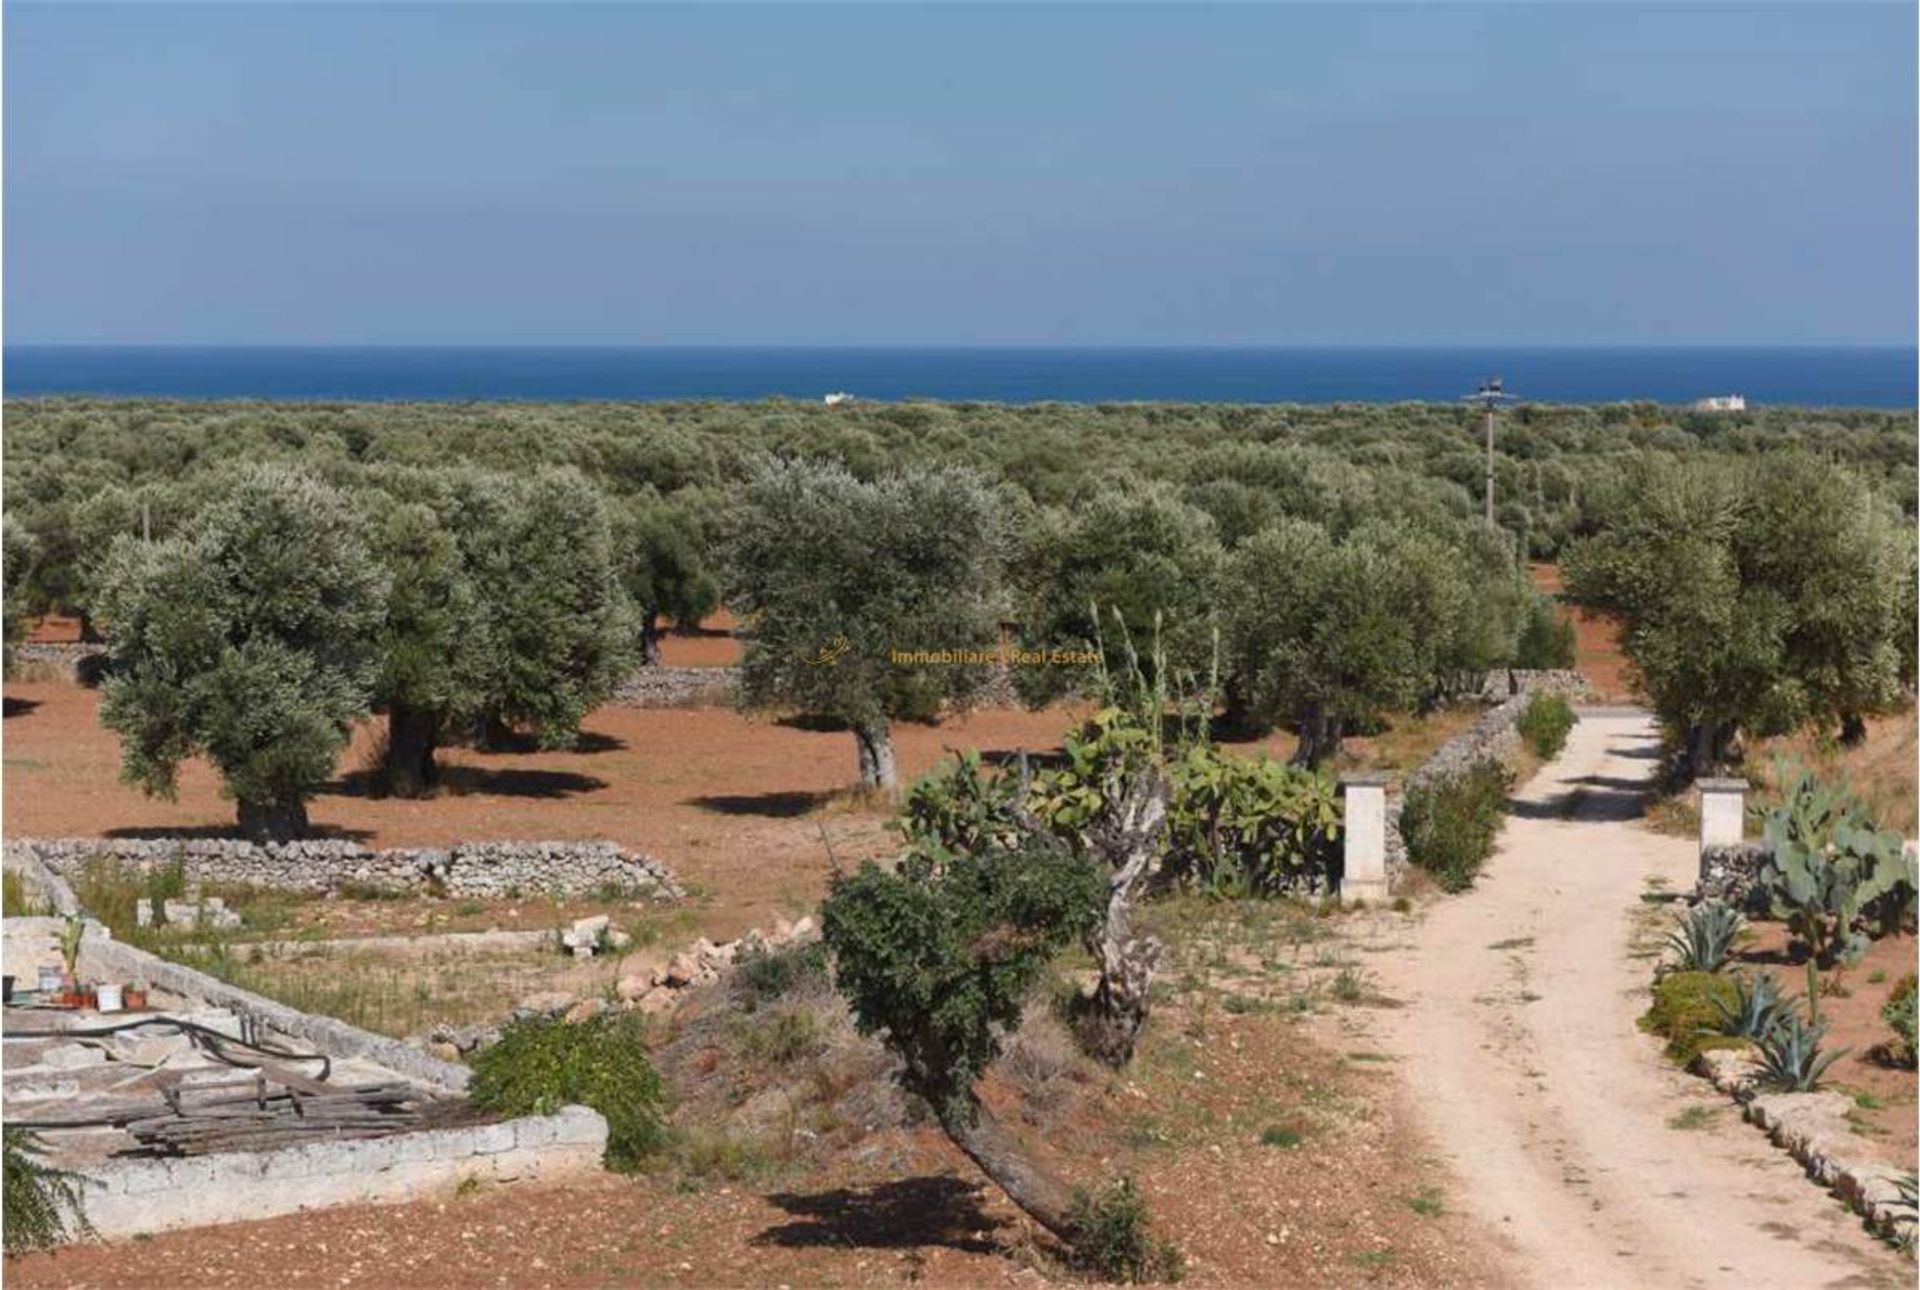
(1340, 710, 1906, 1289)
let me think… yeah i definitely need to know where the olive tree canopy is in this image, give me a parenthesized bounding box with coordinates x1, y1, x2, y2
(724, 460, 1008, 789)
(1564, 454, 1914, 772)
(94, 467, 385, 839)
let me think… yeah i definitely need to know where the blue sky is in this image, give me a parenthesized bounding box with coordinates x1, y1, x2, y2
(6, 2, 1914, 346)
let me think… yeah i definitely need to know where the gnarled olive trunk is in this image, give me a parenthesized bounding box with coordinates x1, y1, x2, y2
(937, 1093, 1080, 1244)
(383, 702, 442, 798)
(640, 611, 664, 667)
(853, 717, 898, 791)
(1839, 713, 1868, 747)
(1687, 719, 1734, 778)
(1291, 703, 1343, 769)
(1076, 765, 1170, 1067)
(237, 796, 309, 842)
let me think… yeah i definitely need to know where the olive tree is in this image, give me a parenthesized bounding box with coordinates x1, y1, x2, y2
(465, 468, 638, 748)
(1565, 455, 1912, 772)
(364, 494, 490, 796)
(93, 468, 385, 839)
(1221, 520, 1427, 766)
(724, 460, 1007, 790)
(3, 517, 35, 674)
(821, 834, 1108, 1244)
(613, 490, 721, 665)
(1010, 484, 1223, 707)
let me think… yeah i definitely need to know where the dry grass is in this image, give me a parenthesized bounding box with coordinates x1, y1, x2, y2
(1743, 708, 1916, 836)
(167, 937, 626, 1038)
(1644, 706, 1917, 840)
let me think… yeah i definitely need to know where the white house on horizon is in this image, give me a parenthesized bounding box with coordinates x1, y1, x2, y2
(1691, 394, 1748, 412)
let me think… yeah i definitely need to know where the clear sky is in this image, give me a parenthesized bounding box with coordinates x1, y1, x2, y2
(6, 2, 1914, 346)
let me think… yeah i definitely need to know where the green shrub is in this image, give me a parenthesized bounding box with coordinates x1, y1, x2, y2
(1515, 599, 1577, 670)
(1884, 974, 1917, 1066)
(1399, 760, 1513, 892)
(1067, 1178, 1183, 1283)
(731, 940, 829, 1013)
(3, 1128, 92, 1252)
(1516, 693, 1577, 760)
(1641, 971, 1744, 1064)
(467, 1012, 666, 1171)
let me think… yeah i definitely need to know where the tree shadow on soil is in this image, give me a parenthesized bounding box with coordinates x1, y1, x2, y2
(753, 1176, 1005, 1254)
(103, 822, 376, 842)
(1506, 778, 1646, 822)
(327, 767, 609, 800)
(466, 729, 627, 755)
(3, 696, 42, 718)
(686, 790, 825, 818)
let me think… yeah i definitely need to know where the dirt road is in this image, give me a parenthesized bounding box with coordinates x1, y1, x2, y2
(1348, 709, 1905, 1289)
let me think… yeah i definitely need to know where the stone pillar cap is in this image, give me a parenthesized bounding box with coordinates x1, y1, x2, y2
(1697, 777, 1750, 792)
(1340, 771, 1391, 787)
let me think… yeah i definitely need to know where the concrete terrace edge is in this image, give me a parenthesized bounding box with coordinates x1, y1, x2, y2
(75, 929, 474, 1092)
(76, 1104, 608, 1240)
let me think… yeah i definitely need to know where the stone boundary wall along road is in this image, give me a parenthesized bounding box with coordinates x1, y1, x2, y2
(1377, 683, 1585, 883)
(1693, 1048, 1916, 1252)
(10, 837, 682, 901)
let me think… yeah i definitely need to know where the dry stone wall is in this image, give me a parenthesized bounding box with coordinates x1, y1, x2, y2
(9, 838, 681, 901)
(612, 665, 739, 707)
(1695, 842, 1773, 909)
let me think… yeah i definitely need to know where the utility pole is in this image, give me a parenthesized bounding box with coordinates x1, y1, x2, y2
(1462, 376, 1513, 527)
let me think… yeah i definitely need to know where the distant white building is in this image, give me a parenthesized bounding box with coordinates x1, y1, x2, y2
(1691, 395, 1747, 412)
(823, 391, 855, 406)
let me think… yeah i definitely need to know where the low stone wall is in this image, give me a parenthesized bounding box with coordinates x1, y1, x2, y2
(1384, 687, 1573, 881)
(11, 837, 681, 901)
(77, 1105, 606, 1240)
(612, 665, 739, 707)
(13, 640, 107, 681)
(1477, 668, 1592, 702)
(1694, 1049, 1916, 1251)
(1696, 842, 1773, 909)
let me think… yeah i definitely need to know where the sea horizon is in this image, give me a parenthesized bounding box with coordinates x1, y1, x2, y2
(6, 343, 1915, 408)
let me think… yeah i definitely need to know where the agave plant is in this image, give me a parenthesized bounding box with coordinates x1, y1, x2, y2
(1710, 971, 1795, 1041)
(1754, 1015, 1849, 1092)
(1888, 1172, 1917, 1254)
(1665, 899, 1745, 973)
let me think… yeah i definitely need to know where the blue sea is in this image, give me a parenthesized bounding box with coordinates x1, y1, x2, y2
(4, 345, 1914, 407)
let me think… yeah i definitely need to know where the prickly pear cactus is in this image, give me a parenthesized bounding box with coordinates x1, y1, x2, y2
(1757, 764, 1915, 966)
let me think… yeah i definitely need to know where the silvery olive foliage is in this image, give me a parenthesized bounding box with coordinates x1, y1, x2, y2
(95, 467, 386, 838)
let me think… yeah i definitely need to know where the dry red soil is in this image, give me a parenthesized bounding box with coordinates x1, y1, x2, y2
(5, 972, 1512, 1289)
(1728, 927, 1918, 1168)
(1529, 563, 1631, 701)
(2, 680, 1085, 943)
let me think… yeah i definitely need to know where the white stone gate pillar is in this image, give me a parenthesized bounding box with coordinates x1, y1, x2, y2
(1697, 777, 1748, 883)
(1340, 771, 1390, 906)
